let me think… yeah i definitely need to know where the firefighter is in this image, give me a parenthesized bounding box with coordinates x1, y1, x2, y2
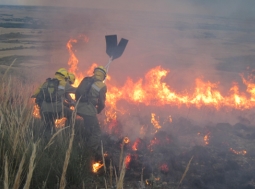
(75, 66, 107, 158)
(68, 73, 76, 85)
(33, 68, 76, 135)
(64, 72, 76, 108)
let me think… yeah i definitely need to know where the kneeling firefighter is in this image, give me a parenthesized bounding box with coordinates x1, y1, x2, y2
(33, 68, 76, 134)
(75, 66, 107, 158)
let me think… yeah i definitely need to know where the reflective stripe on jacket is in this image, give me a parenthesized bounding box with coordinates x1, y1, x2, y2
(77, 77, 107, 116)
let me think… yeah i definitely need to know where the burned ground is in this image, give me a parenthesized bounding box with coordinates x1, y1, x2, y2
(99, 117, 255, 189)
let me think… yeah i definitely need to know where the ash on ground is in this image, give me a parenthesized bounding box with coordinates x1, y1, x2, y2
(101, 116, 255, 189)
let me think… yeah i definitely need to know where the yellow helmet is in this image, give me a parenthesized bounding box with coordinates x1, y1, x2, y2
(94, 66, 107, 77)
(68, 73, 76, 84)
(55, 68, 68, 79)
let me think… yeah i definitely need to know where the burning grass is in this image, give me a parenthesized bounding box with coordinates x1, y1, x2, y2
(1, 67, 255, 189)
(1, 34, 255, 188)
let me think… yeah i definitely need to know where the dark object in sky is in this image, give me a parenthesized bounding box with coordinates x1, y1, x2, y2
(105, 35, 128, 60)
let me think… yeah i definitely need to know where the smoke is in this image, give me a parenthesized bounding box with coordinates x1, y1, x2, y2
(1, 1, 255, 128)
(3, 0, 254, 78)
(37, 1, 254, 127)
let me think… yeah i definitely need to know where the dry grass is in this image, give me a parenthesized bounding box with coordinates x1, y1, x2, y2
(114, 166, 118, 185)
(4, 155, 9, 189)
(101, 140, 106, 174)
(176, 156, 194, 189)
(109, 160, 113, 188)
(59, 128, 75, 189)
(104, 177, 108, 189)
(0, 74, 36, 188)
(140, 168, 145, 188)
(59, 111, 76, 189)
(0, 62, 203, 189)
(0, 68, 79, 188)
(23, 143, 37, 189)
(44, 126, 69, 150)
(116, 156, 126, 189)
(12, 153, 25, 189)
(118, 140, 125, 172)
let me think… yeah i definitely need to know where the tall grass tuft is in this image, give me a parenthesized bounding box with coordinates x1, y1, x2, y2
(118, 140, 124, 172)
(4, 155, 9, 189)
(44, 127, 69, 151)
(109, 159, 113, 188)
(59, 112, 76, 189)
(101, 140, 106, 174)
(0, 74, 36, 188)
(23, 143, 37, 189)
(176, 156, 194, 189)
(116, 156, 126, 189)
(12, 153, 25, 189)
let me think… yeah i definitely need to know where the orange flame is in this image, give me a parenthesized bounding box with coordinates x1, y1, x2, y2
(125, 154, 131, 168)
(66, 36, 92, 90)
(132, 138, 141, 151)
(204, 132, 210, 145)
(55, 117, 67, 128)
(229, 148, 247, 155)
(66, 35, 89, 74)
(123, 137, 130, 144)
(33, 106, 70, 129)
(155, 177, 161, 181)
(92, 162, 104, 173)
(106, 66, 255, 111)
(151, 113, 162, 132)
(33, 105, 41, 119)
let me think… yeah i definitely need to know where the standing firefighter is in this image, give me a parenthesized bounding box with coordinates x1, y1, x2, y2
(64, 72, 76, 108)
(75, 66, 107, 158)
(33, 68, 76, 135)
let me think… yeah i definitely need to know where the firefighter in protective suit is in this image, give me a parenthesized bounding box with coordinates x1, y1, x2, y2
(33, 68, 76, 135)
(76, 66, 107, 158)
(68, 73, 76, 85)
(64, 72, 76, 108)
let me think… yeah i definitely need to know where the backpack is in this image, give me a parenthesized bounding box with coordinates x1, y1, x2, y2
(35, 78, 60, 106)
(43, 78, 60, 103)
(75, 77, 94, 102)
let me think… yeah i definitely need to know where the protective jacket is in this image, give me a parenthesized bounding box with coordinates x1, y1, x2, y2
(77, 71, 107, 116)
(35, 74, 76, 113)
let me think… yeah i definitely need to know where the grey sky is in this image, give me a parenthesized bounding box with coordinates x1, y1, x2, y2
(1, 0, 193, 11)
(1, 0, 255, 17)
(0, 0, 255, 24)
